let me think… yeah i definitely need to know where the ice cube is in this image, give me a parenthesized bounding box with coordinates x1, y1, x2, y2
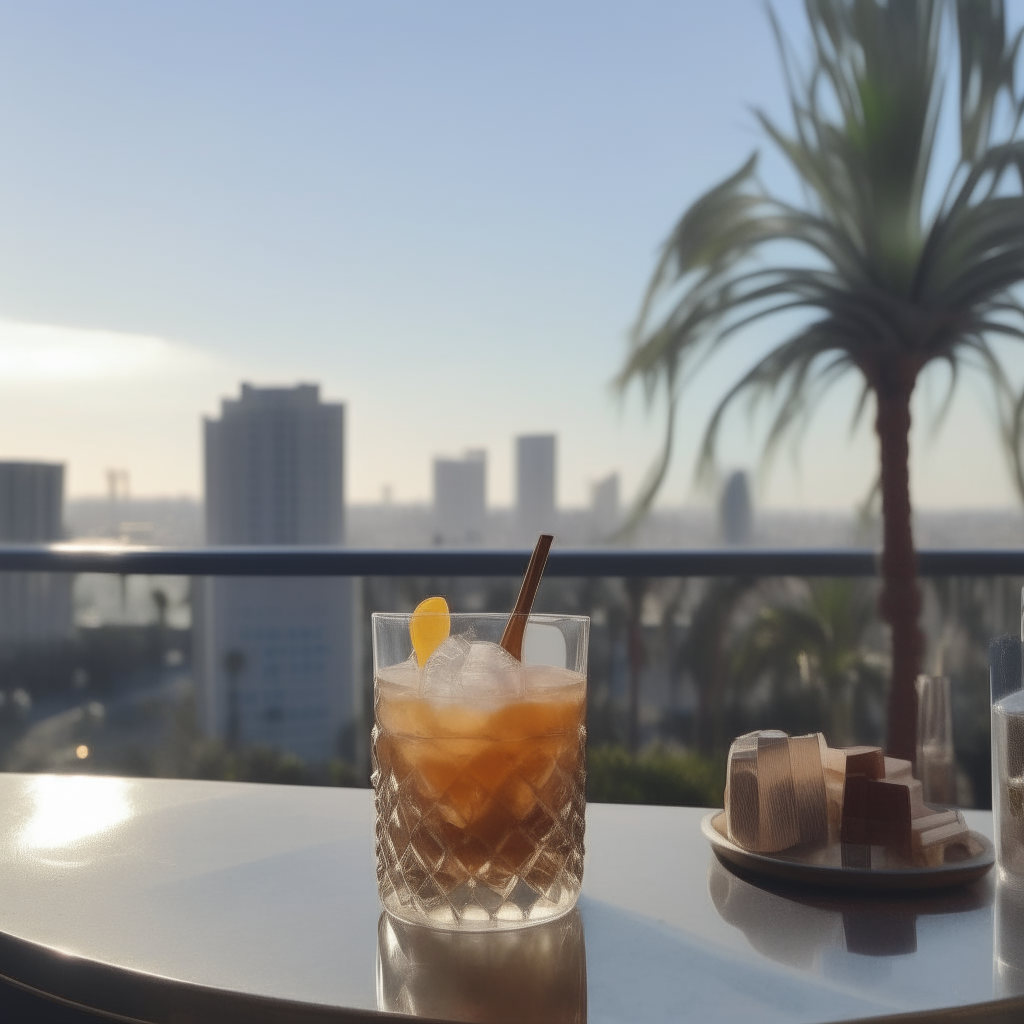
(524, 663, 581, 696)
(378, 653, 420, 691)
(421, 635, 473, 699)
(421, 637, 525, 702)
(458, 641, 524, 701)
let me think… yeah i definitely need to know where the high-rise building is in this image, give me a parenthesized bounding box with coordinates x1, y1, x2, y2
(433, 450, 486, 545)
(0, 462, 72, 644)
(516, 434, 556, 538)
(195, 384, 355, 763)
(204, 384, 345, 545)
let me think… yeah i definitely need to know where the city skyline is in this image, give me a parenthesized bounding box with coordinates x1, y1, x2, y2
(2, 351, 1023, 514)
(0, 3, 1024, 510)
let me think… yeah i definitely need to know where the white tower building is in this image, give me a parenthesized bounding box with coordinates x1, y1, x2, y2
(433, 450, 486, 545)
(0, 462, 72, 644)
(516, 434, 556, 539)
(195, 384, 355, 763)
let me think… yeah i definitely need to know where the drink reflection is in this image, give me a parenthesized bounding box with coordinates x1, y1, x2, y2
(994, 878, 1024, 999)
(708, 857, 989, 967)
(376, 908, 586, 1023)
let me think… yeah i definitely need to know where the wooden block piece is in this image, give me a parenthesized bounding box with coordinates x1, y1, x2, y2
(911, 808, 980, 867)
(842, 746, 885, 780)
(725, 730, 978, 866)
(727, 766, 759, 850)
(756, 731, 800, 852)
(883, 757, 914, 784)
(840, 775, 913, 850)
(726, 730, 829, 853)
(790, 733, 828, 845)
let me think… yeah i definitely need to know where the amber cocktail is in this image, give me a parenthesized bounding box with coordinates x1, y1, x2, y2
(372, 612, 588, 931)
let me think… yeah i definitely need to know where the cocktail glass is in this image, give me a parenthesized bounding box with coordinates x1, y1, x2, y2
(371, 611, 588, 931)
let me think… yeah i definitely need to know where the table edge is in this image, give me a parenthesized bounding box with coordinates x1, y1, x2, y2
(832, 996, 1024, 1024)
(0, 927, 427, 1024)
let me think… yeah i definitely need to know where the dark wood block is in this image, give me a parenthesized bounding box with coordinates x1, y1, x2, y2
(843, 746, 885, 780)
(840, 776, 912, 849)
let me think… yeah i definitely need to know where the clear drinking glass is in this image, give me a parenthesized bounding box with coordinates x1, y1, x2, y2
(992, 623, 1024, 997)
(916, 674, 955, 805)
(371, 612, 589, 931)
(995, 874, 1024, 999)
(991, 629, 1024, 882)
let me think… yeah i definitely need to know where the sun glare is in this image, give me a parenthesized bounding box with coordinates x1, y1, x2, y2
(20, 776, 132, 851)
(0, 320, 212, 382)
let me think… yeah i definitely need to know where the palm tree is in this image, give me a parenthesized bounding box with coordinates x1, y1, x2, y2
(618, 0, 1024, 760)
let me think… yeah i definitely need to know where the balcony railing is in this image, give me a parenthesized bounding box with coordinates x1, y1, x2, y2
(0, 542, 1017, 808)
(0, 544, 1023, 576)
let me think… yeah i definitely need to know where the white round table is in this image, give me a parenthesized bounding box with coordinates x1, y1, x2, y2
(0, 774, 1016, 1023)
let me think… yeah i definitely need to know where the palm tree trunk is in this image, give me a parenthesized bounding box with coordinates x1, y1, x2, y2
(875, 365, 923, 762)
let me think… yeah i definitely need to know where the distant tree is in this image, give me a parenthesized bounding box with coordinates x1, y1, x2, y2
(151, 588, 168, 629)
(618, 0, 1024, 759)
(677, 578, 755, 755)
(732, 578, 887, 746)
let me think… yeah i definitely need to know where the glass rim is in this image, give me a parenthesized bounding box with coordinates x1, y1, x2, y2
(371, 611, 589, 624)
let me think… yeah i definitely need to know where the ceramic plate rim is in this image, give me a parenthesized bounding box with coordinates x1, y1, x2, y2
(701, 810, 995, 891)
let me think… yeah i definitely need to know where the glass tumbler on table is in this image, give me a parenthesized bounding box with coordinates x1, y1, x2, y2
(371, 612, 588, 931)
(991, 626, 1024, 997)
(372, 610, 589, 933)
(992, 628, 1024, 883)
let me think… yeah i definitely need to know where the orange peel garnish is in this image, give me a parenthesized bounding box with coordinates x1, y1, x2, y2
(410, 596, 450, 666)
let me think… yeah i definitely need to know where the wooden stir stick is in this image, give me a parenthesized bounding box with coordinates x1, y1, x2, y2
(499, 534, 554, 661)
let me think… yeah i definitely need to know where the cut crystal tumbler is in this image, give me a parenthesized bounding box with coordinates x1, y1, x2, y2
(371, 612, 588, 931)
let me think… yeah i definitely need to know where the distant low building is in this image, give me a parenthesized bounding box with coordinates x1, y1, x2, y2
(0, 462, 72, 644)
(590, 473, 620, 540)
(433, 450, 486, 545)
(719, 470, 753, 545)
(195, 384, 356, 764)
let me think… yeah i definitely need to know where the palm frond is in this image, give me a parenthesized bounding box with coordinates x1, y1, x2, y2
(618, 0, 1024, 517)
(958, 0, 1022, 162)
(626, 153, 761, 352)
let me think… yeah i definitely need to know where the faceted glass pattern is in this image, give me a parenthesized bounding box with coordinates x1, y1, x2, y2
(372, 716, 586, 930)
(371, 612, 588, 931)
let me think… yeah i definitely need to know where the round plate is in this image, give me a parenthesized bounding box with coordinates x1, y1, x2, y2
(701, 811, 994, 891)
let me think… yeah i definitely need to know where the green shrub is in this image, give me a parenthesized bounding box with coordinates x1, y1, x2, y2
(587, 744, 723, 807)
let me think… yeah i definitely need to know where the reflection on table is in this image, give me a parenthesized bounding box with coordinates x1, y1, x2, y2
(708, 855, 990, 968)
(377, 908, 586, 1023)
(995, 877, 1024, 999)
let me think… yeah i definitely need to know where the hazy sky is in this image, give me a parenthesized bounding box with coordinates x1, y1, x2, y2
(0, 1, 1021, 510)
